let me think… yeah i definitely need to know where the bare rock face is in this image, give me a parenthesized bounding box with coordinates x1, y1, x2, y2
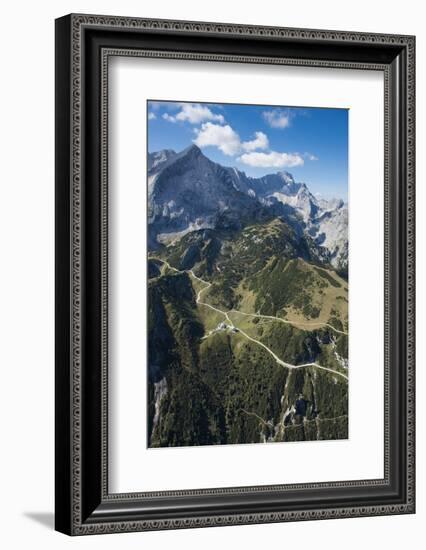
(147, 146, 348, 272)
(309, 204, 348, 271)
(147, 145, 267, 246)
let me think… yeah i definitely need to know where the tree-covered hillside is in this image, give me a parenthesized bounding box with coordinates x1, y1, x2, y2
(148, 218, 348, 448)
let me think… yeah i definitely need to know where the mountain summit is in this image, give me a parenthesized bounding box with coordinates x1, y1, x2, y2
(147, 147, 348, 271)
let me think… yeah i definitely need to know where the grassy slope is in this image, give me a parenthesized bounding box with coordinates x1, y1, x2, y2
(242, 257, 348, 331)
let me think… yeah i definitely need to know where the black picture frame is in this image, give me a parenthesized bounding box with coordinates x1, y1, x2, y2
(55, 13, 415, 535)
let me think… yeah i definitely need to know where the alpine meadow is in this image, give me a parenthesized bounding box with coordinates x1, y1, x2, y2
(147, 101, 349, 448)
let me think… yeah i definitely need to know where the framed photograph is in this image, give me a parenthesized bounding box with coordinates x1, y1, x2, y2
(55, 14, 415, 535)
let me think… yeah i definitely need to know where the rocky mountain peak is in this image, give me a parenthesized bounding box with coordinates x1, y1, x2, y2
(148, 148, 177, 175)
(147, 146, 348, 272)
(184, 143, 203, 157)
(277, 171, 295, 185)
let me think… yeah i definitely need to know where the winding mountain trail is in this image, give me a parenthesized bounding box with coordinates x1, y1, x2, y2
(152, 258, 348, 382)
(229, 309, 348, 336)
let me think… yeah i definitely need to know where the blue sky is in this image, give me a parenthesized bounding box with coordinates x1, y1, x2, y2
(147, 100, 348, 200)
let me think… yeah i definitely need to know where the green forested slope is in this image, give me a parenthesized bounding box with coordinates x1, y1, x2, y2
(148, 219, 348, 447)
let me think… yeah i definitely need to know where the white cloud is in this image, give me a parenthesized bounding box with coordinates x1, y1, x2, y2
(162, 113, 175, 122)
(262, 109, 292, 129)
(162, 103, 225, 124)
(241, 131, 269, 152)
(193, 123, 241, 155)
(193, 124, 269, 156)
(237, 151, 304, 168)
(148, 112, 156, 120)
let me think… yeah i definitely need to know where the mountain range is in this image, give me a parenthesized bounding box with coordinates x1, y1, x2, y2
(147, 144, 349, 448)
(148, 144, 348, 274)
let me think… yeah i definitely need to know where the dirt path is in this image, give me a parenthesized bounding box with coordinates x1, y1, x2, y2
(229, 309, 348, 336)
(154, 258, 348, 382)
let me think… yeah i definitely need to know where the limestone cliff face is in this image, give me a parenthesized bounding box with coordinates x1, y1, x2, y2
(147, 146, 348, 270)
